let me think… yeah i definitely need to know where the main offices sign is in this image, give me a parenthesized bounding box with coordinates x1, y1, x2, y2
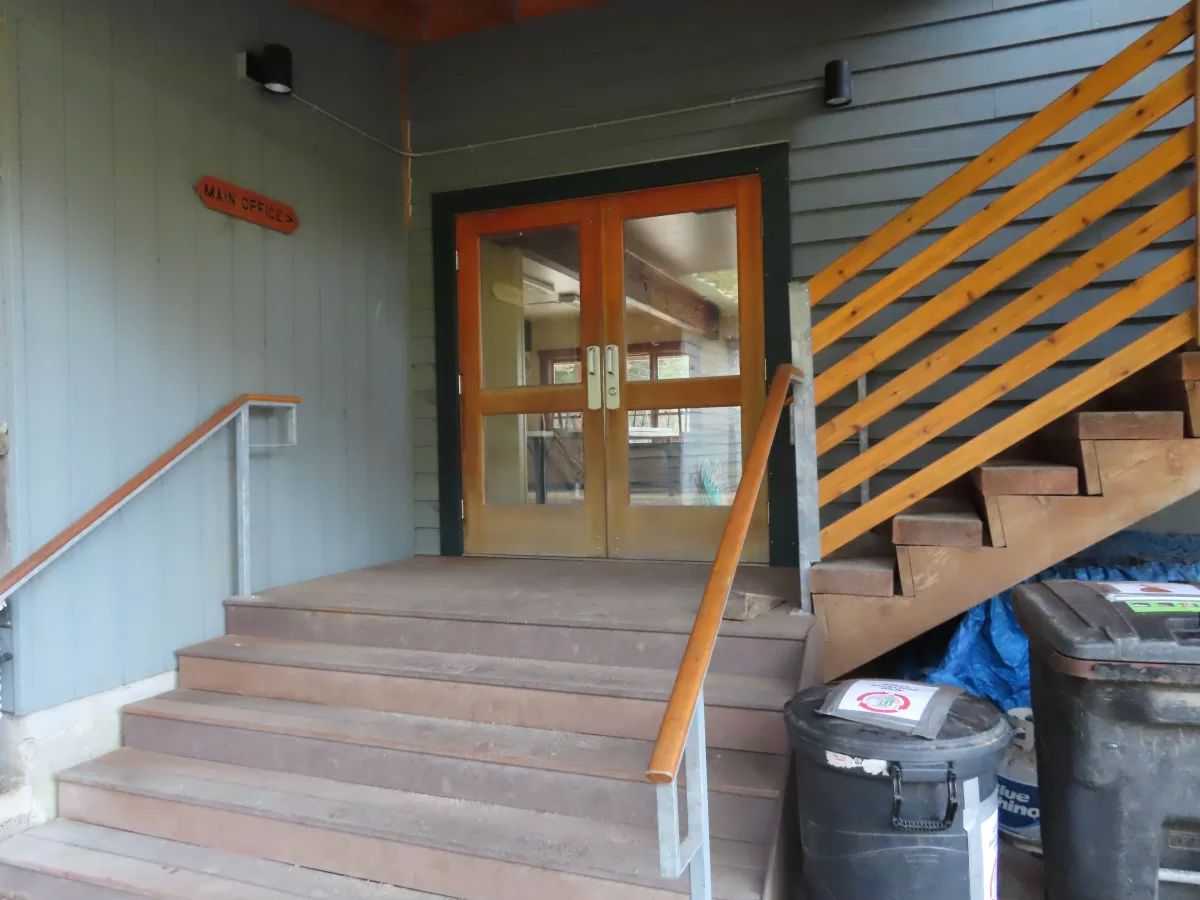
(194, 175, 299, 235)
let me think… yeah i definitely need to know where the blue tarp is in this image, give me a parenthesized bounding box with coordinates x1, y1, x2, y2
(922, 531, 1200, 711)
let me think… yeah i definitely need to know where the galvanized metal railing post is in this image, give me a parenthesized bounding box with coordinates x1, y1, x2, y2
(235, 405, 252, 597)
(790, 281, 821, 613)
(684, 687, 712, 900)
(654, 690, 712, 900)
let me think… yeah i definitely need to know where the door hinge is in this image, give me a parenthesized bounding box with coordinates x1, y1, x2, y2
(457, 373, 463, 395)
(455, 250, 460, 271)
(461, 500, 465, 519)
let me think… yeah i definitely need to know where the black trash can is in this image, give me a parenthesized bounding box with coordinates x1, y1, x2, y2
(1015, 580, 1200, 899)
(786, 682, 1010, 900)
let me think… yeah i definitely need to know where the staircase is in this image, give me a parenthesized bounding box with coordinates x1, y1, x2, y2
(0, 559, 815, 899)
(816, 350, 1200, 677)
(804, 3, 1200, 677)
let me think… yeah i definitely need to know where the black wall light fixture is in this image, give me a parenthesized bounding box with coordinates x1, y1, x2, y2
(824, 60, 853, 108)
(246, 44, 294, 95)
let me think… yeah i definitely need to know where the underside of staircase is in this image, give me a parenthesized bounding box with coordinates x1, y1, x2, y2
(0, 559, 816, 899)
(815, 349, 1200, 678)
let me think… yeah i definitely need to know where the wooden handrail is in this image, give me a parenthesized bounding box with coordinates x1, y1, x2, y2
(819, 249, 1197, 506)
(0, 393, 301, 602)
(647, 364, 802, 784)
(811, 62, 1195, 357)
(800, 7, 1200, 561)
(813, 126, 1195, 403)
(807, 3, 1194, 305)
(820, 309, 1197, 555)
(816, 189, 1195, 454)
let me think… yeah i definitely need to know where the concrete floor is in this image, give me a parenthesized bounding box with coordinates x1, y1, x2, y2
(1001, 842, 1044, 900)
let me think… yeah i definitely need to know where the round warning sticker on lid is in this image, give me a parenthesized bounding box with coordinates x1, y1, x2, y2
(838, 680, 940, 723)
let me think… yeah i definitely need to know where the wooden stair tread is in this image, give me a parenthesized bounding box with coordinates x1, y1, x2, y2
(973, 461, 1079, 496)
(177, 635, 794, 711)
(1067, 410, 1184, 440)
(1172, 350, 1200, 381)
(127, 690, 785, 798)
(821, 439, 1200, 678)
(231, 557, 814, 642)
(809, 557, 896, 597)
(892, 499, 984, 548)
(60, 749, 767, 900)
(0, 820, 443, 898)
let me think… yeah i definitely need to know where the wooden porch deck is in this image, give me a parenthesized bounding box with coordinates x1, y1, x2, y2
(245, 556, 814, 641)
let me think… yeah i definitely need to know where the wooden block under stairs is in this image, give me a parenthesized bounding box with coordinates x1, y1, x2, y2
(1067, 410, 1184, 440)
(809, 557, 896, 597)
(892, 498, 984, 548)
(57, 748, 768, 900)
(972, 461, 1080, 496)
(0, 819, 444, 899)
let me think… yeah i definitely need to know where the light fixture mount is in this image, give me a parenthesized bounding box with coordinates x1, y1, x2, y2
(246, 44, 293, 95)
(824, 60, 853, 109)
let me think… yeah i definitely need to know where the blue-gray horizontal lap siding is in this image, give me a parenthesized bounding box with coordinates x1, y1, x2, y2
(1, 0, 413, 714)
(405, 0, 1191, 548)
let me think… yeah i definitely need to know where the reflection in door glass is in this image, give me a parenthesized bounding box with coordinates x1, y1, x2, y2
(480, 224, 582, 390)
(628, 406, 742, 506)
(623, 208, 739, 380)
(484, 414, 584, 506)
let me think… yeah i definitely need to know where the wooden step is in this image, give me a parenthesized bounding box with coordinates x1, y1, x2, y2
(892, 499, 984, 548)
(226, 601, 809, 681)
(0, 819, 443, 898)
(809, 557, 896, 597)
(58, 749, 768, 900)
(1065, 410, 1184, 440)
(177, 636, 792, 753)
(972, 461, 1079, 496)
(123, 690, 785, 844)
(821, 438, 1200, 678)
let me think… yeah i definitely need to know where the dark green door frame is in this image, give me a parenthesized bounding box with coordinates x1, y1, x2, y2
(431, 143, 800, 565)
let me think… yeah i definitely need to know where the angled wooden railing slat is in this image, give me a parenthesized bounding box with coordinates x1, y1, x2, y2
(647, 364, 802, 784)
(806, 3, 1195, 305)
(817, 188, 1196, 454)
(0, 393, 301, 600)
(818, 248, 1197, 506)
(811, 63, 1195, 354)
(820, 310, 1198, 556)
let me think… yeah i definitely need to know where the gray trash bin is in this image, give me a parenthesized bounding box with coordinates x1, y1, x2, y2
(786, 682, 1009, 900)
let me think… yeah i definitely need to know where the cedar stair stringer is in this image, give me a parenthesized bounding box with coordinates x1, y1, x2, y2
(816, 352, 1200, 678)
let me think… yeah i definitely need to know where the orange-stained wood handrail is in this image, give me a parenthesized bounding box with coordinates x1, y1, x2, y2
(806, 3, 1194, 305)
(0, 393, 301, 603)
(647, 364, 803, 784)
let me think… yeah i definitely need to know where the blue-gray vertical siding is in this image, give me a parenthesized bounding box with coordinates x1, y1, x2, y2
(406, 0, 1193, 549)
(0, 0, 413, 714)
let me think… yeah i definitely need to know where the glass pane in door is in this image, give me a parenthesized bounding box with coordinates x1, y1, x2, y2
(480, 223, 582, 389)
(627, 406, 743, 506)
(483, 412, 586, 506)
(622, 208, 739, 379)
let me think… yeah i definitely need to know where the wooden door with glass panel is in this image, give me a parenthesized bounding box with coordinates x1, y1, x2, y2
(456, 176, 767, 562)
(457, 200, 607, 556)
(601, 177, 767, 562)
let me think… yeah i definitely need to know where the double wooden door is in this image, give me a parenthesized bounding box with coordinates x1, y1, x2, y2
(456, 176, 767, 561)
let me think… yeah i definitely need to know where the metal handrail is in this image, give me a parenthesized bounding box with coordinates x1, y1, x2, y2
(0, 393, 300, 609)
(646, 364, 804, 898)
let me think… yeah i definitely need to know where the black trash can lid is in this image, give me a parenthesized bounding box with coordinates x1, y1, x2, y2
(1014, 580, 1200, 665)
(786, 683, 1009, 768)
